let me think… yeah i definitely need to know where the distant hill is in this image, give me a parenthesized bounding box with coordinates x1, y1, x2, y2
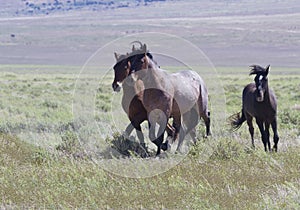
(1, 0, 299, 18)
(0, 0, 167, 16)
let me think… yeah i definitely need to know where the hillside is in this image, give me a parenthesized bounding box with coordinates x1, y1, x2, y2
(1, 0, 168, 16)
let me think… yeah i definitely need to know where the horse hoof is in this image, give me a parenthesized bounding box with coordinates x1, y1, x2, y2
(161, 142, 171, 151)
(272, 147, 278, 152)
(161, 143, 168, 151)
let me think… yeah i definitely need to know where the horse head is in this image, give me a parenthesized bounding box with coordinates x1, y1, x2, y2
(250, 65, 270, 102)
(112, 53, 132, 92)
(127, 42, 151, 73)
(112, 42, 156, 92)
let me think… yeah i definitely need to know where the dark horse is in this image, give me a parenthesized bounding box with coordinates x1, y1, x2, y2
(112, 45, 175, 156)
(230, 65, 279, 152)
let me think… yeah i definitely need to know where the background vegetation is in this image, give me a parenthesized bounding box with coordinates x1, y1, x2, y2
(0, 65, 299, 209)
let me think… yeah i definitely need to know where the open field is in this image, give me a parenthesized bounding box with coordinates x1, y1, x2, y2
(0, 0, 299, 209)
(0, 64, 299, 208)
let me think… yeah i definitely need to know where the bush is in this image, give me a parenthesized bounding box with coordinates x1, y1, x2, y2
(279, 109, 300, 128)
(211, 138, 244, 160)
(105, 132, 149, 158)
(56, 131, 83, 158)
(31, 148, 51, 165)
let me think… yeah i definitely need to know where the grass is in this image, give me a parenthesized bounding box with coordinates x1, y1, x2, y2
(0, 134, 299, 209)
(0, 64, 299, 208)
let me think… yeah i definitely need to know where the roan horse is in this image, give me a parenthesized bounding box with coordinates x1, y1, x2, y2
(230, 65, 279, 152)
(122, 43, 211, 155)
(112, 46, 175, 156)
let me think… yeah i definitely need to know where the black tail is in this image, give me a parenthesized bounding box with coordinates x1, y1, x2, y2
(229, 110, 246, 131)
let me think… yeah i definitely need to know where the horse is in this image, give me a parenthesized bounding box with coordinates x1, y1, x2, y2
(125, 43, 211, 155)
(230, 65, 279, 152)
(112, 48, 175, 156)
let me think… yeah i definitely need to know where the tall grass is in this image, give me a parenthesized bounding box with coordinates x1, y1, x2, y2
(0, 65, 299, 208)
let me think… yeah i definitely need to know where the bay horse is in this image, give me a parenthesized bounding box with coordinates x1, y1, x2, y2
(112, 48, 175, 156)
(124, 43, 211, 155)
(230, 65, 279, 152)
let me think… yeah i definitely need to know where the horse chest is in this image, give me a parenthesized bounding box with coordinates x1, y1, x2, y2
(246, 101, 276, 122)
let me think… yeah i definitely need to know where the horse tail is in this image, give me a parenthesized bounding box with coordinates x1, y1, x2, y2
(229, 110, 246, 131)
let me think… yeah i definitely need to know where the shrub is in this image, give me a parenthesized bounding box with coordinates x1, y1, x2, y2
(211, 138, 244, 160)
(105, 132, 149, 158)
(56, 130, 83, 158)
(31, 148, 51, 165)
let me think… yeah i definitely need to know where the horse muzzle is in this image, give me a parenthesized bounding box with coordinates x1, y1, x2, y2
(112, 82, 121, 92)
(256, 90, 265, 102)
(256, 97, 264, 102)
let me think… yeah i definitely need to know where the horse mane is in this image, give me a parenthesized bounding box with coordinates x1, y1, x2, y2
(249, 65, 269, 76)
(114, 41, 158, 70)
(130, 41, 158, 67)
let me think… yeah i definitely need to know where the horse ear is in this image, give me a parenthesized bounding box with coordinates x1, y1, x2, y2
(142, 53, 149, 69)
(127, 60, 131, 69)
(265, 65, 270, 75)
(142, 44, 147, 52)
(114, 52, 119, 61)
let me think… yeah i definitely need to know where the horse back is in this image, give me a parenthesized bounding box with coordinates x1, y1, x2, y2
(171, 70, 208, 113)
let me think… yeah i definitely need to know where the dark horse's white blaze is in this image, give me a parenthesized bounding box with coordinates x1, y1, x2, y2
(230, 65, 279, 152)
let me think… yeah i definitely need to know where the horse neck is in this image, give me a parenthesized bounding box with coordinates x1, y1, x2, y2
(121, 76, 136, 95)
(147, 57, 158, 69)
(264, 80, 272, 103)
(145, 58, 163, 81)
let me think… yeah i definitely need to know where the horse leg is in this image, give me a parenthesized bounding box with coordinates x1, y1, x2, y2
(175, 125, 186, 153)
(264, 122, 271, 152)
(183, 108, 198, 143)
(206, 111, 211, 137)
(245, 114, 255, 149)
(171, 114, 186, 153)
(126, 121, 145, 145)
(172, 115, 181, 143)
(161, 114, 181, 152)
(271, 119, 279, 152)
(148, 109, 169, 156)
(124, 123, 134, 139)
(147, 120, 160, 155)
(197, 88, 211, 137)
(152, 121, 169, 156)
(152, 133, 164, 156)
(130, 111, 147, 149)
(256, 118, 267, 152)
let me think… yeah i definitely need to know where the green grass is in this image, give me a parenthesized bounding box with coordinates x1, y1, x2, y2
(1, 134, 299, 209)
(0, 64, 299, 209)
